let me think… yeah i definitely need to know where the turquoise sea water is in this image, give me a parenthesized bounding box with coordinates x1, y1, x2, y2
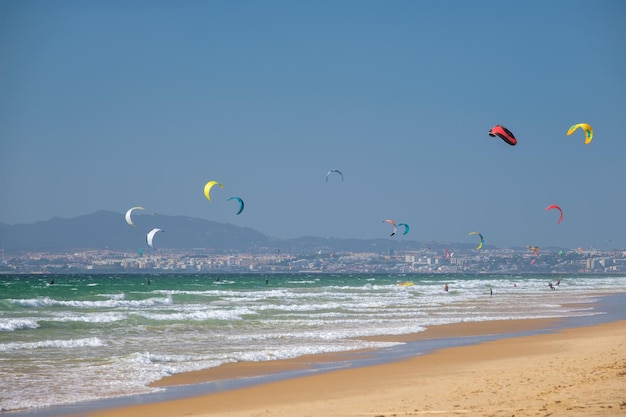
(1, 273, 625, 412)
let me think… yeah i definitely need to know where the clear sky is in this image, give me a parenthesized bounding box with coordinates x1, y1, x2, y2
(1, 0, 625, 249)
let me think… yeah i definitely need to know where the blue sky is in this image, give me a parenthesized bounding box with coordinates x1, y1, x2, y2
(1, 0, 625, 249)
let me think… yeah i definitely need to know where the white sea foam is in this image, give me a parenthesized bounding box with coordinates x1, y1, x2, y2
(10, 295, 173, 309)
(1, 273, 624, 413)
(0, 336, 105, 352)
(49, 311, 128, 324)
(0, 317, 39, 331)
(138, 307, 256, 321)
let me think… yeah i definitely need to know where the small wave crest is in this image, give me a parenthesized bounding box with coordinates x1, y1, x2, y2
(0, 336, 105, 352)
(10, 295, 172, 309)
(0, 318, 39, 331)
(139, 306, 255, 322)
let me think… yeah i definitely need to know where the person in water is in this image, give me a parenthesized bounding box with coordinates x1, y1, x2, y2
(444, 283, 449, 292)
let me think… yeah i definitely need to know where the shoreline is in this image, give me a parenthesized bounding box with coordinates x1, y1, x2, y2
(12, 292, 626, 417)
(87, 318, 626, 417)
(151, 317, 563, 388)
(151, 295, 622, 390)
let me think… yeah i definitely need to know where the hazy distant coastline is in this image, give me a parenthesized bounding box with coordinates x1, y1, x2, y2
(1, 211, 624, 274)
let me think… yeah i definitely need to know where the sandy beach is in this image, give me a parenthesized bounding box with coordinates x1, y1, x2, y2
(84, 318, 626, 417)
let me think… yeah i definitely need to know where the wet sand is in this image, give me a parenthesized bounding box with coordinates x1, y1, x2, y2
(84, 317, 626, 417)
(151, 317, 562, 387)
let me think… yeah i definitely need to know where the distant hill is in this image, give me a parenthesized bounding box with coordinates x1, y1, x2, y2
(0, 211, 271, 252)
(0, 211, 473, 254)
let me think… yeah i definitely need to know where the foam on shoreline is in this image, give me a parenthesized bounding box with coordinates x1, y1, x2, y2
(11, 292, 626, 417)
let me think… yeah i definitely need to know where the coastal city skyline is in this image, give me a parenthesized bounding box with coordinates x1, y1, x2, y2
(2, 1, 625, 250)
(3, 244, 625, 275)
(2, 210, 624, 274)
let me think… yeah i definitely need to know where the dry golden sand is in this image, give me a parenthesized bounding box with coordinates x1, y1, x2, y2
(86, 319, 626, 417)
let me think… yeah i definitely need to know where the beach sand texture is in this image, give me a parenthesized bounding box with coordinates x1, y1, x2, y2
(87, 319, 626, 417)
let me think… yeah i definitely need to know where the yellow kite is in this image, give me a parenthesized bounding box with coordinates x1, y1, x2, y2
(468, 231, 484, 250)
(567, 123, 593, 144)
(203, 180, 224, 201)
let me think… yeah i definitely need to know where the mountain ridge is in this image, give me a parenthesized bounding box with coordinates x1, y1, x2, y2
(0, 210, 474, 253)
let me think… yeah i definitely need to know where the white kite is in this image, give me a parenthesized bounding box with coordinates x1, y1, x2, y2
(146, 228, 164, 249)
(125, 206, 145, 227)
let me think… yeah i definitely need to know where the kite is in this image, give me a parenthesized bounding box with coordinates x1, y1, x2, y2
(382, 219, 398, 236)
(203, 180, 224, 202)
(468, 231, 484, 249)
(526, 245, 540, 255)
(146, 228, 164, 250)
(125, 206, 145, 227)
(488, 125, 517, 146)
(546, 205, 563, 224)
(227, 196, 245, 215)
(397, 223, 410, 235)
(326, 169, 344, 182)
(567, 123, 593, 144)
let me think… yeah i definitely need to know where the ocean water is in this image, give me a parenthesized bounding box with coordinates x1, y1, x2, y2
(1, 273, 625, 412)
